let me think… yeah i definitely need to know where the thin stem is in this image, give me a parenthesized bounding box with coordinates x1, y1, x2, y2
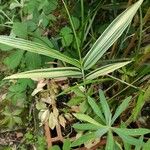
(62, 0, 88, 95)
(107, 74, 139, 90)
(109, 76, 144, 100)
(0, 24, 12, 28)
(137, 7, 143, 53)
(0, 10, 13, 23)
(62, 0, 82, 64)
(81, 0, 84, 26)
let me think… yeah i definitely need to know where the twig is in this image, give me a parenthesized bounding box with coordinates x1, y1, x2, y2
(44, 122, 52, 148)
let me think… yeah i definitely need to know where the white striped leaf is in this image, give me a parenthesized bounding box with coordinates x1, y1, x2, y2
(4, 67, 82, 79)
(86, 61, 131, 80)
(83, 0, 143, 70)
(0, 36, 80, 68)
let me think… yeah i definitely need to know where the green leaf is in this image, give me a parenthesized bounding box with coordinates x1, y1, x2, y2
(67, 96, 85, 106)
(105, 130, 114, 150)
(71, 132, 96, 147)
(83, 0, 143, 70)
(0, 36, 80, 68)
(42, 0, 58, 14)
(113, 128, 150, 136)
(73, 123, 100, 131)
(99, 90, 111, 125)
(71, 16, 80, 30)
(73, 113, 103, 127)
(4, 67, 82, 79)
(49, 145, 61, 150)
(87, 96, 105, 123)
(135, 136, 144, 150)
(96, 128, 108, 138)
(86, 61, 131, 80)
(60, 26, 73, 47)
(4, 50, 24, 69)
(63, 139, 71, 150)
(111, 96, 132, 125)
(143, 139, 150, 150)
(0, 43, 13, 51)
(14, 116, 22, 124)
(114, 130, 143, 146)
(25, 52, 41, 69)
(12, 22, 28, 38)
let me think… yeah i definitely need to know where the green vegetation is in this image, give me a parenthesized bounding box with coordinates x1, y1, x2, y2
(0, 0, 150, 149)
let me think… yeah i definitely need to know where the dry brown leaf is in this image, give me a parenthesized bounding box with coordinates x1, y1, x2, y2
(39, 109, 49, 123)
(49, 112, 58, 130)
(53, 107, 59, 118)
(32, 79, 47, 96)
(59, 115, 66, 128)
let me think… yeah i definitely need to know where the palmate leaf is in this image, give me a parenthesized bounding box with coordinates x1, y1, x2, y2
(4, 67, 82, 79)
(83, 0, 143, 70)
(86, 61, 131, 80)
(0, 36, 80, 68)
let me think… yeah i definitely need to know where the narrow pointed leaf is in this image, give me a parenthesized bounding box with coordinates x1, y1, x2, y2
(143, 139, 150, 150)
(111, 96, 132, 125)
(96, 128, 108, 138)
(83, 0, 143, 70)
(99, 90, 111, 125)
(88, 96, 105, 123)
(73, 113, 103, 127)
(63, 139, 71, 150)
(105, 130, 114, 150)
(135, 136, 144, 150)
(114, 130, 143, 146)
(86, 61, 131, 80)
(4, 67, 82, 79)
(73, 123, 100, 131)
(0, 36, 80, 68)
(113, 128, 150, 136)
(71, 132, 96, 147)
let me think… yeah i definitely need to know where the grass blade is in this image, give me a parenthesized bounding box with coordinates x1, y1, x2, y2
(0, 36, 80, 68)
(83, 0, 143, 70)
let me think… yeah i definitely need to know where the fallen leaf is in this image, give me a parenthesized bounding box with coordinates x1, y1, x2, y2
(59, 115, 66, 128)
